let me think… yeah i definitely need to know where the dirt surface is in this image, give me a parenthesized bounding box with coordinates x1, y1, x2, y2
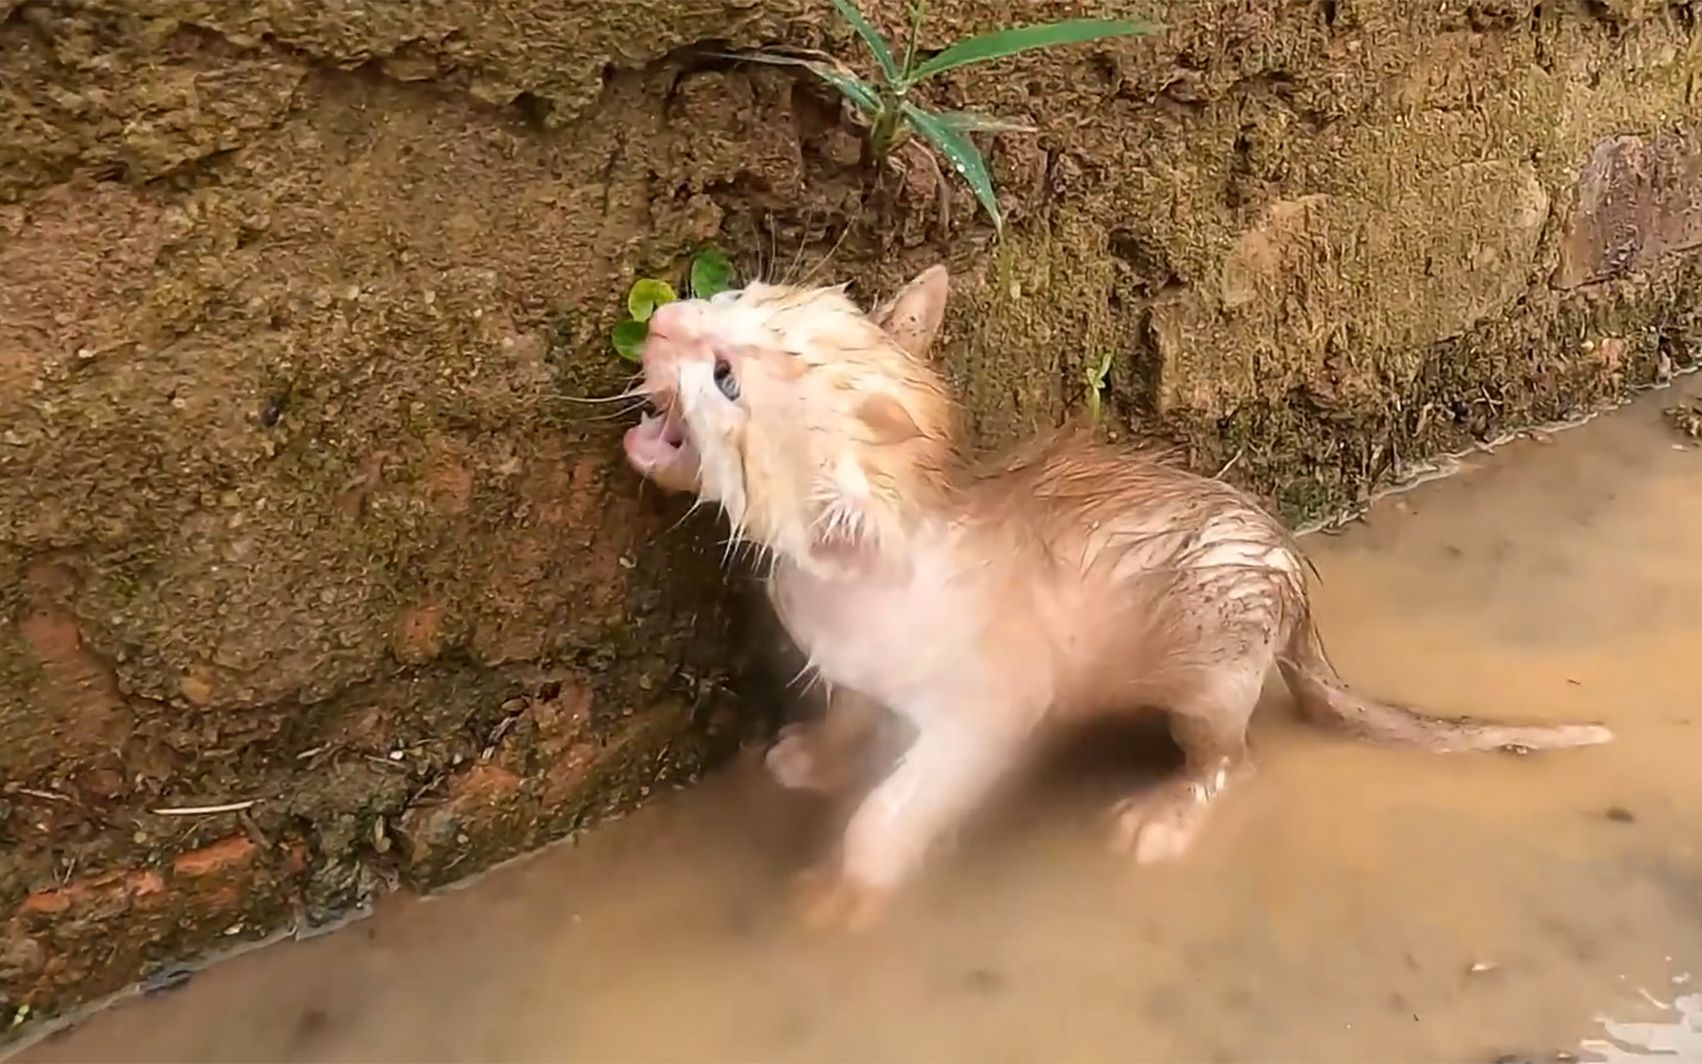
(2, 0, 1700, 1034)
(16, 375, 1702, 1064)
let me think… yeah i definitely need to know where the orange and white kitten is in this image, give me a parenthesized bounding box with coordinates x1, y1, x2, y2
(623, 265, 1612, 927)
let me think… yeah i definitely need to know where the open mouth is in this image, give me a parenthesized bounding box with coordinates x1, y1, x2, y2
(625, 405, 686, 466)
(623, 400, 700, 494)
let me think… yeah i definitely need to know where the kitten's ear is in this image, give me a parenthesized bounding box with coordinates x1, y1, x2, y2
(870, 265, 949, 358)
(856, 393, 923, 446)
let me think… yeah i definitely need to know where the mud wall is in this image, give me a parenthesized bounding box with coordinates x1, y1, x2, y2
(3, 0, 1699, 1033)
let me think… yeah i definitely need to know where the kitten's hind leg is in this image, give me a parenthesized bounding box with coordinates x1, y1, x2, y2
(1111, 663, 1262, 864)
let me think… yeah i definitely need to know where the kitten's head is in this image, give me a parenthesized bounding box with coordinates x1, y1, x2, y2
(623, 265, 957, 573)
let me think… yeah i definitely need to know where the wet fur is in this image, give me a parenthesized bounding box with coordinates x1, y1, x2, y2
(623, 266, 1612, 920)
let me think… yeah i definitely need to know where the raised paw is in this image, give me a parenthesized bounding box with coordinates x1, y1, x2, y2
(1109, 781, 1215, 865)
(792, 865, 889, 933)
(765, 724, 833, 792)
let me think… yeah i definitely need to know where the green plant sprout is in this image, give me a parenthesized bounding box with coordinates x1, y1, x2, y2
(751, 1, 1155, 232)
(610, 245, 736, 362)
(1083, 348, 1114, 423)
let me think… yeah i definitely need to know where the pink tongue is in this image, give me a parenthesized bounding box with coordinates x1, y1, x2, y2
(624, 412, 685, 468)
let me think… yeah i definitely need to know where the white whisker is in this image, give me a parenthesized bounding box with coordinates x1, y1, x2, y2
(763, 213, 779, 285)
(656, 497, 706, 541)
(799, 218, 855, 289)
(551, 385, 648, 405)
(785, 652, 827, 695)
(554, 402, 648, 424)
(779, 206, 816, 288)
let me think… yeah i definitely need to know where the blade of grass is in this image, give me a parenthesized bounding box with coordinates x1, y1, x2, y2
(831, 0, 901, 84)
(809, 63, 883, 115)
(742, 52, 881, 113)
(934, 109, 1036, 134)
(901, 102, 1002, 232)
(904, 18, 1157, 85)
(901, 0, 929, 80)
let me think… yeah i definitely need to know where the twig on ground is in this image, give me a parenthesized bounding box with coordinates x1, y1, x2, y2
(149, 799, 259, 817)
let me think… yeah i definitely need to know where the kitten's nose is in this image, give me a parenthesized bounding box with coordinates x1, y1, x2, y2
(647, 301, 692, 342)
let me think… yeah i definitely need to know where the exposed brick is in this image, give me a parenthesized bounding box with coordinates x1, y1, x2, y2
(1555, 131, 1702, 289)
(540, 738, 600, 807)
(18, 891, 71, 918)
(3, 841, 300, 1025)
(18, 870, 164, 920)
(534, 682, 600, 806)
(7, 562, 133, 780)
(17, 613, 108, 693)
(398, 763, 523, 869)
(16, 611, 123, 722)
(449, 762, 523, 804)
(171, 835, 259, 878)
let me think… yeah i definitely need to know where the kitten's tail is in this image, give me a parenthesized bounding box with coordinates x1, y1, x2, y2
(1276, 613, 1613, 753)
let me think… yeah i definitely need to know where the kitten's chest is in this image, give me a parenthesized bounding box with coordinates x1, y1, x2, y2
(766, 559, 964, 705)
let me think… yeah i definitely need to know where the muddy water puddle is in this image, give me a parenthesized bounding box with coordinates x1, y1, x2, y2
(20, 377, 1702, 1063)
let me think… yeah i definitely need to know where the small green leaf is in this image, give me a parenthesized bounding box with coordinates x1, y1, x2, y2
(626, 279, 676, 323)
(1088, 350, 1114, 386)
(611, 320, 648, 362)
(831, 0, 901, 84)
(902, 102, 1003, 232)
(905, 18, 1158, 85)
(690, 246, 735, 298)
(1084, 351, 1113, 422)
(933, 109, 1036, 134)
(745, 52, 882, 114)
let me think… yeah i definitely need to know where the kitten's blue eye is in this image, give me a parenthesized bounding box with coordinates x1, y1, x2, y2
(713, 357, 739, 400)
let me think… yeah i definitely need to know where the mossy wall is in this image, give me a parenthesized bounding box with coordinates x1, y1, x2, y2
(2, 0, 1698, 1033)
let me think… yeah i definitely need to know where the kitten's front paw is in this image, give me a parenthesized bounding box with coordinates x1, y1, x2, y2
(792, 865, 889, 932)
(765, 725, 832, 792)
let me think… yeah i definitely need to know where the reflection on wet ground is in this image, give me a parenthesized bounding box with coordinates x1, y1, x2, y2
(20, 376, 1702, 1063)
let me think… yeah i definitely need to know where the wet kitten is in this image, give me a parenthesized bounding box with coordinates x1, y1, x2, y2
(623, 265, 1612, 927)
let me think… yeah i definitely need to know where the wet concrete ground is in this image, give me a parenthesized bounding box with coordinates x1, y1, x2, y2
(18, 375, 1702, 1063)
